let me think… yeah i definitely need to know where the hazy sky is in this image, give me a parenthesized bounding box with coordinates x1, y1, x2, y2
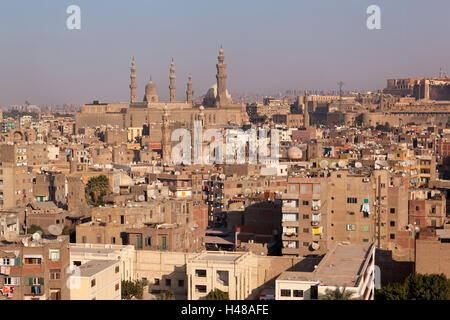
(0, 0, 449, 106)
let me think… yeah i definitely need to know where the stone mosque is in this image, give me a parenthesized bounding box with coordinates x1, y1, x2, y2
(75, 48, 249, 131)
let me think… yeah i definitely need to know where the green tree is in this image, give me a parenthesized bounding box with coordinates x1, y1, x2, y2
(85, 175, 110, 207)
(376, 274, 450, 300)
(319, 286, 355, 300)
(121, 280, 136, 300)
(157, 290, 175, 300)
(121, 279, 146, 300)
(27, 224, 43, 235)
(206, 289, 230, 300)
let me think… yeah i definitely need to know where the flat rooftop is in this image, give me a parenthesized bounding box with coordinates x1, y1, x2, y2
(70, 247, 116, 255)
(190, 251, 246, 263)
(78, 260, 118, 277)
(277, 242, 374, 288)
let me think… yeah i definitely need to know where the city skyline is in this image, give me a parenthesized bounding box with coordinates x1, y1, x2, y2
(0, 0, 450, 106)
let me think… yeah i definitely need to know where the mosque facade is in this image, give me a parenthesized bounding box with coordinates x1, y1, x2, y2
(75, 48, 249, 131)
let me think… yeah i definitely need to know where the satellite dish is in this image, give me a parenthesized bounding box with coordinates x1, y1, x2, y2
(5, 231, 18, 242)
(355, 162, 362, 168)
(319, 160, 329, 169)
(330, 162, 338, 169)
(338, 160, 346, 168)
(21, 238, 29, 247)
(32, 232, 41, 241)
(48, 224, 63, 236)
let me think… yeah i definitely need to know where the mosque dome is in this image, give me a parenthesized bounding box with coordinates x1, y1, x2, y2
(144, 80, 158, 102)
(205, 83, 231, 102)
(287, 147, 303, 160)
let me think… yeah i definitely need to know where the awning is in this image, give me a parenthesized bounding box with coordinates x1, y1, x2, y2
(23, 254, 43, 259)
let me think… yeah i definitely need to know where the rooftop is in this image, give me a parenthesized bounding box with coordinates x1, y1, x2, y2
(78, 259, 118, 277)
(277, 242, 374, 288)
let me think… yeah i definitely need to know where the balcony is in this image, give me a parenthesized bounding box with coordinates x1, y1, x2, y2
(282, 213, 298, 222)
(311, 213, 321, 226)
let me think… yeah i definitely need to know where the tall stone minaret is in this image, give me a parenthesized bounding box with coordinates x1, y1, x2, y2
(162, 105, 171, 163)
(130, 58, 137, 103)
(70, 148, 78, 174)
(169, 59, 176, 102)
(216, 47, 230, 107)
(186, 75, 193, 104)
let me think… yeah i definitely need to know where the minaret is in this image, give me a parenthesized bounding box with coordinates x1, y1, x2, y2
(162, 105, 171, 163)
(216, 46, 230, 107)
(70, 148, 77, 174)
(186, 75, 193, 104)
(169, 59, 176, 102)
(130, 58, 137, 103)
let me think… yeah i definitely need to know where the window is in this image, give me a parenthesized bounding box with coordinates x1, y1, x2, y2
(216, 270, 229, 286)
(362, 225, 369, 232)
(50, 269, 61, 280)
(145, 237, 152, 246)
(415, 219, 420, 226)
(302, 200, 309, 206)
(293, 290, 304, 297)
(280, 289, 291, 297)
(431, 220, 436, 227)
(115, 266, 120, 273)
(390, 221, 395, 227)
(82, 236, 87, 243)
(162, 236, 167, 250)
(390, 208, 395, 214)
(347, 197, 358, 204)
(303, 214, 309, 219)
(303, 242, 309, 247)
(49, 249, 60, 261)
(390, 234, 395, 240)
(165, 279, 171, 287)
(2, 258, 11, 265)
(24, 257, 42, 265)
(96, 235, 101, 244)
(178, 279, 184, 287)
(111, 237, 116, 244)
(363, 239, 369, 243)
(303, 228, 309, 233)
(91, 279, 96, 287)
(154, 278, 160, 286)
(195, 285, 207, 293)
(195, 269, 206, 277)
(115, 283, 120, 291)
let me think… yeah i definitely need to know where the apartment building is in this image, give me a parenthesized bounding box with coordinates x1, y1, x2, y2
(416, 226, 450, 277)
(409, 189, 446, 228)
(281, 169, 411, 257)
(0, 162, 33, 209)
(282, 173, 328, 256)
(69, 260, 121, 300)
(186, 251, 258, 300)
(0, 235, 70, 300)
(275, 242, 375, 300)
(69, 243, 135, 281)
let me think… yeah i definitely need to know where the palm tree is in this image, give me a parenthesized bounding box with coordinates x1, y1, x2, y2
(319, 286, 355, 300)
(85, 175, 110, 206)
